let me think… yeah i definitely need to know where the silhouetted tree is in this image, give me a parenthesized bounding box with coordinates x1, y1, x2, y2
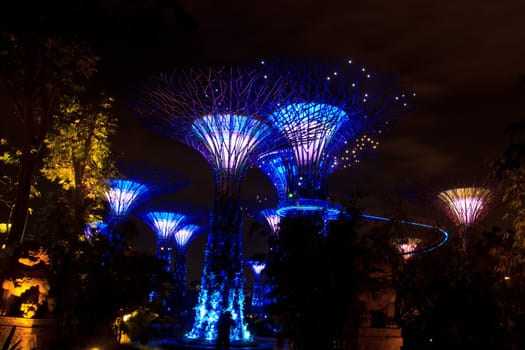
(266, 210, 362, 350)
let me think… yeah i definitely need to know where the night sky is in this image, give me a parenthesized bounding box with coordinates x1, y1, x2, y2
(2, 0, 525, 280)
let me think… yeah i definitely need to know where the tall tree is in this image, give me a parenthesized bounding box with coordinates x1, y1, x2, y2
(0, 32, 99, 246)
(266, 211, 363, 350)
(40, 93, 118, 234)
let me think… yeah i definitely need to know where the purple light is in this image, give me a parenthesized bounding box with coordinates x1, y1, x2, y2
(257, 150, 295, 201)
(270, 102, 349, 167)
(260, 209, 281, 235)
(437, 187, 494, 229)
(133, 66, 289, 346)
(192, 114, 272, 174)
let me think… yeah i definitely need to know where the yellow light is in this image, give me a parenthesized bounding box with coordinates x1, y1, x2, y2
(0, 223, 11, 234)
(504, 276, 511, 280)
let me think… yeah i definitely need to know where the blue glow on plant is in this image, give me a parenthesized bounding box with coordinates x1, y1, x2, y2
(183, 113, 277, 346)
(191, 114, 272, 174)
(84, 221, 107, 239)
(186, 271, 253, 344)
(104, 179, 151, 218)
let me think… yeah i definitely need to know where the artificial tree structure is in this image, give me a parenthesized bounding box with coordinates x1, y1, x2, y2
(139, 210, 191, 314)
(257, 56, 412, 226)
(133, 65, 295, 346)
(259, 209, 281, 237)
(104, 179, 156, 243)
(140, 211, 189, 271)
(245, 259, 266, 318)
(172, 223, 200, 314)
(103, 163, 188, 244)
(437, 186, 499, 251)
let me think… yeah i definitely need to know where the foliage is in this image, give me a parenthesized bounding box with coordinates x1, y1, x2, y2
(40, 227, 165, 344)
(0, 138, 40, 222)
(265, 210, 363, 350)
(41, 93, 118, 226)
(482, 118, 525, 348)
(0, 32, 99, 246)
(113, 307, 159, 344)
(491, 119, 525, 261)
(396, 228, 513, 349)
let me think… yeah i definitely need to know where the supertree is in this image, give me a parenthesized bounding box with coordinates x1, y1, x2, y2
(139, 211, 189, 271)
(173, 223, 201, 297)
(103, 162, 189, 244)
(437, 186, 499, 251)
(257, 56, 412, 227)
(259, 208, 281, 237)
(138, 210, 189, 313)
(104, 179, 156, 242)
(245, 259, 266, 318)
(133, 65, 293, 346)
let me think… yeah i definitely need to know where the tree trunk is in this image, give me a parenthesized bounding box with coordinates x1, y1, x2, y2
(7, 149, 37, 247)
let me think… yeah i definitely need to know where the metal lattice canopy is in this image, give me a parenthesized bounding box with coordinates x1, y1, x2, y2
(260, 55, 411, 171)
(250, 56, 412, 200)
(437, 186, 497, 231)
(133, 64, 338, 176)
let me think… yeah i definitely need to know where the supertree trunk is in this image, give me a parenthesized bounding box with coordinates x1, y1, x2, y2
(187, 175, 251, 344)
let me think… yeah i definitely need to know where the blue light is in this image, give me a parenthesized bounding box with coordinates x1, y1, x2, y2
(260, 209, 281, 235)
(257, 150, 295, 201)
(104, 179, 151, 218)
(360, 214, 449, 255)
(174, 224, 200, 249)
(142, 211, 188, 240)
(246, 260, 266, 317)
(276, 198, 343, 220)
(140, 211, 188, 270)
(269, 102, 349, 168)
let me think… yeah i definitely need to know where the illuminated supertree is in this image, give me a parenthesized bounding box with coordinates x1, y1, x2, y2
(259, 209, 281, 237)
(138, 210, 189, 313)
(134, 65, 292, 346)
(437, 186, 499, 251)
(140, 211, 189, 270)
(104, 179, 156, 242)
(103, 162, 189, 244)
(245, 259, 266, 318)
(258, 56, 412, 227)
(173, 224, 200, 293)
